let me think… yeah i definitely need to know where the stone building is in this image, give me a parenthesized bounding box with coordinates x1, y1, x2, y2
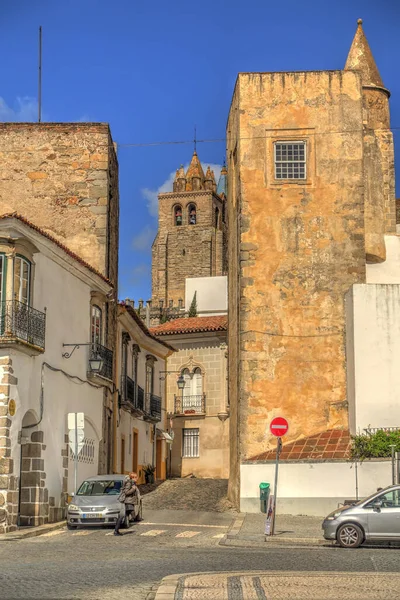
(151, 151, 227, 312)
(150, 315, 229, 479)
(0, 123, 119, 474)
(226, 20, 399, 512)
(147, 151, 229, 478)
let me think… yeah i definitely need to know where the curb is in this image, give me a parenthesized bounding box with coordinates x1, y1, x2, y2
(0, 520, 66, 541)
(154, 573, 182, 600)
(221, 536, 331, 549)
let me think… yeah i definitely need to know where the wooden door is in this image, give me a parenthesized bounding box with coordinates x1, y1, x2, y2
(156, 439, 162, 480)
(121, 437, 125, 474)
(132, 429, 138, 473)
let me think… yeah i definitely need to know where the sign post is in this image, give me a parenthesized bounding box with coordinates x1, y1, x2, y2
(68, 412, 84, 495)
(269, 416, 289, 536)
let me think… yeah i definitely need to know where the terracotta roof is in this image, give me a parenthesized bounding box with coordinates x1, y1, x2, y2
(119, 303, 176, 352)
(0, 213, 113, 286)
(248, 429, 351, 462)
(150, 315, 227, 336)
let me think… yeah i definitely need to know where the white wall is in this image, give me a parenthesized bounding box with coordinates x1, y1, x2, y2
(240, 460, 392, 516)
(346, 284, 400, 434)
(7, 252, 104, 503)
(185, 276, 227, 314)
(367, 235, 400, 284)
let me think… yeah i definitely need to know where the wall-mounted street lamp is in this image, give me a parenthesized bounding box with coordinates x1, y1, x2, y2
(159, 370, 185, 388)
(62, 343, 104, 374)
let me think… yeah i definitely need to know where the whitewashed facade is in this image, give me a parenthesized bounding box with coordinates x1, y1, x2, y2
(115, 302, 174, 483)
(0, 215, 113, 532)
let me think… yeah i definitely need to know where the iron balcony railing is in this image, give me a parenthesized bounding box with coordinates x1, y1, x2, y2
(126, 375, 135, 404)
(137, 386, 145, 412)
(144, 393, 162, 421)
(89, 342, 113, 381)
(150, 394, 162, 421)
(1, 300, 46, 350)
(174, 394, 206, 415)
(123, 377, 146, 414)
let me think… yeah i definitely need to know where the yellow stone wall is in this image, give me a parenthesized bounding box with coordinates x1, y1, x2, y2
(227, 70, 368, 499)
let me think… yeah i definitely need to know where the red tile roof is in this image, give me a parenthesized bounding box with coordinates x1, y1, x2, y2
(150, 315, 227, 336)
(119, 303, 176, 352)
(248, 429, 352, 462)
(0, 213, 113, 286)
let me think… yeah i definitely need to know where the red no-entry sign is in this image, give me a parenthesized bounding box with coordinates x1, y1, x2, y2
(270, 417, 289, 437)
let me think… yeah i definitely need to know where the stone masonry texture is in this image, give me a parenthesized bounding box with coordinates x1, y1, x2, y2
(0, 123, 119, 282)
(0, 123, 119, 476)
(226, 70, 369, 504)
(152, 151, 226, 308)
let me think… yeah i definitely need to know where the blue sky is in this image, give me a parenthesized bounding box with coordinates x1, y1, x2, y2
(0, 0, 399, 301)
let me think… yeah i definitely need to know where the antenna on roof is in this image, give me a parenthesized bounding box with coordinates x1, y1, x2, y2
(194, 125, 197, 152)
(38, 26, 42, 123)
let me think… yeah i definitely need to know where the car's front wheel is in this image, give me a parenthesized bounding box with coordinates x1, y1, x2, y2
(67, 523, 77, 531)
(336, 523, 364, 548)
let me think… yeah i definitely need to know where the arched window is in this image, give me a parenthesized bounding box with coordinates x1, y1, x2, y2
(193, 367, 202, 396)
(188, 204, 197, 225)
(174, 205, 183, 226)
(182, 368, 191, 398)
(214, 207, 220, 229)
(91, 305, 102, 346)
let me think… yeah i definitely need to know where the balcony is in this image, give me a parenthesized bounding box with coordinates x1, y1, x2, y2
(137, 385, 145, 412)
(0, 300, 46, 353)
(144, 393, 162, 422)
(88, 342, 113, 381)
(174, 394, 206, 416)
(121, 377, 145, 415)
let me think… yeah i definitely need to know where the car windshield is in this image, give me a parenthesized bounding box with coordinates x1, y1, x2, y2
(353, 487, 396, 507)
(77, 480, 122, 496)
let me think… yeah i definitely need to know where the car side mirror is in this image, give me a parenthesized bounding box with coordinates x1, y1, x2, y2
(372, 500, 382, 510)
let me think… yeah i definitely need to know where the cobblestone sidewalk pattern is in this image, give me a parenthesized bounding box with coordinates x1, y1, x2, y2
(155, 571, 400, 599)
(142, 478, 236, 513)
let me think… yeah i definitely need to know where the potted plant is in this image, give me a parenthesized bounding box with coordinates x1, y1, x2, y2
(143, 463, 156, 484)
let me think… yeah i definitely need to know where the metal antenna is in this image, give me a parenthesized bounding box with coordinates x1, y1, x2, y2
(194, 125, 197, 152)
(38, 26, 42, 123)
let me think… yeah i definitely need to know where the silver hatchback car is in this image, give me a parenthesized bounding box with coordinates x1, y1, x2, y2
(322, 484, 400, 548)
(67, 475, 142, 530)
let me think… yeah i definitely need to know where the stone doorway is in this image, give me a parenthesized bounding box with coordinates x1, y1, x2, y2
(18, 410, 49, 526)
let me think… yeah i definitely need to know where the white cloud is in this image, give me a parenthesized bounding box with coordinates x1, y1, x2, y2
(141, 161, 222, 218)
(0, 96, 39, 122)
(131, 225, 157, 251)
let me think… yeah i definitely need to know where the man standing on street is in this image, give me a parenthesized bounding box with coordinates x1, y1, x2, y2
(114, 472, 140, 536)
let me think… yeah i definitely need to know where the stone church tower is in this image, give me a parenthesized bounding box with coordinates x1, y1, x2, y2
(226, 20, 397, 509)
(151, 151, 227, 309)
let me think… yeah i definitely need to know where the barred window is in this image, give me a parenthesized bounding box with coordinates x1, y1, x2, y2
(182, 428, 199, 458)
(274, 141, 306, 180)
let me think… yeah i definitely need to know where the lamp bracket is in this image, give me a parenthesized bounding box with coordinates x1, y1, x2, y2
(62, 343, 91, 359)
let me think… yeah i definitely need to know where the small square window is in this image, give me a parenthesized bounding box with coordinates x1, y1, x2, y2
(274, 141, 306, 180)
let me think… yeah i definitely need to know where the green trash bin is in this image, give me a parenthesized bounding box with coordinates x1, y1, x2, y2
(259, 482, 270, 514)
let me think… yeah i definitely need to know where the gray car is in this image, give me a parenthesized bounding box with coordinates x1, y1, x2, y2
(67, 475, 142, 530)
(322, 484, 400, 548)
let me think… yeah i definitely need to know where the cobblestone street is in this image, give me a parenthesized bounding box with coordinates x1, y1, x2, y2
(2, 483, 400, 599)
(141, 478, 236, 512)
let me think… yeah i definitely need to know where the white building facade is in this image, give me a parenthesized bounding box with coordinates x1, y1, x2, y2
(0, 215, 114, 532)
(114, 302, 174, 484)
